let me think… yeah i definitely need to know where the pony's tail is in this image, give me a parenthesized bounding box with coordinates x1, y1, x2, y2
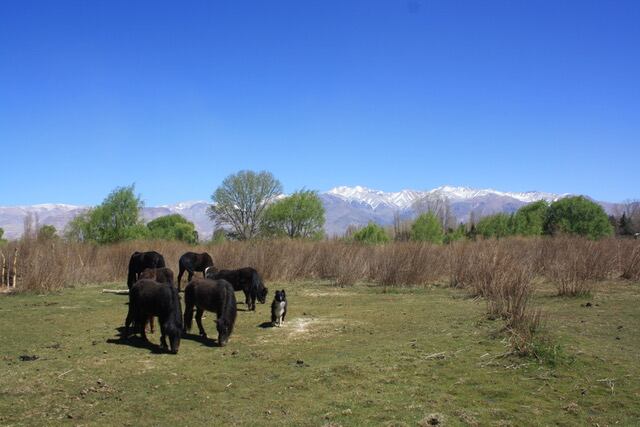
(127, 257, 137, 289)
(183, 285, 194, 332)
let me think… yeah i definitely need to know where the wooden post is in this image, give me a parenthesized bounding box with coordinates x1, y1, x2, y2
(11, 248, 18, 288)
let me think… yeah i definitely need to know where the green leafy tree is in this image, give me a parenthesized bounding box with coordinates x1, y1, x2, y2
(410, 212, 444, 244)
(147, 214, 198, 244)
(513, 201, 549, 236)
(64, 185, 146, 243)
(0, 227, 7, 245)
(618, 213, 633, 236)
(37, 225, 57, 241)
(444, 223, 467, 244)
(352, 222, 390, 244)
(476, 213, 513, 239)
(544, 196, 613, 239)
(208, 170, 283, 240)
(210, 229, 228, 244)
(466, 223, 478, 240)
(261, 190, 325, 239)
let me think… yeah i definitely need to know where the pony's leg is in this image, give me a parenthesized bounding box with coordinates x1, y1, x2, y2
(187, 270, 194, 283)
(124, 311, 134, 338)
(177, 268, 184, 292)
(159, 321, 168, 349)
(148, 316, 155, 333)
(195, 307, 207, 338)
(140, 318, 149, 342)
(183, 302, 193, 333)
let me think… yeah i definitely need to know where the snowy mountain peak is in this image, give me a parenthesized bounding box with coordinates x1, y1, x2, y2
(325, 185, 564, 210)
(159, 200, 208, 210)
(327, 186, 422, 210)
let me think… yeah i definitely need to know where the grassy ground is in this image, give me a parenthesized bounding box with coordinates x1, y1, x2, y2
(0, 280, 638, 426)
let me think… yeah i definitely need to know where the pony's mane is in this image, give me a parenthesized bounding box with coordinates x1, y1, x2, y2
(164, 283, 183, 334)
(220, 282, 237, 333)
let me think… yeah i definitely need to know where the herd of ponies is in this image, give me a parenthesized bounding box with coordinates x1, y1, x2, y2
(122, 250, 275, 354)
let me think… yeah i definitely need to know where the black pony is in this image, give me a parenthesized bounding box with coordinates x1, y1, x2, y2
(183, 278, 237, 346)
(177, 252, 214, 292)
(206, 267, 268, 311)
(124, 279, 182, 354)
(138, 267, 175, 333)
(127, 251, 166, 289)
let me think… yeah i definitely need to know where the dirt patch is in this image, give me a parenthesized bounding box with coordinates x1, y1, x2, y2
(258, 317, 354, 343)
(301, 290, 358, 298)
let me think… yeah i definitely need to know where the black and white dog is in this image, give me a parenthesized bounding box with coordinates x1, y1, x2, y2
(271, 290, 287, 327)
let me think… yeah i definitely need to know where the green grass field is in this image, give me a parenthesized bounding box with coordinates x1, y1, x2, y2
(1, 280, 638, 426)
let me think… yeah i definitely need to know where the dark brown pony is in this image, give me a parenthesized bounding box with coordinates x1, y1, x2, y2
(127, 251, 166, 289)
(124, 279, 183, 354)
(177, 252, 214, 292)
(183, 278, 237, 346)
(138, 267, 175, 333)
(206, 267, 267, 311)
(139, 267, 175, 285)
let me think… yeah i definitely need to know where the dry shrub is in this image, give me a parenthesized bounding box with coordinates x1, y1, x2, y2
(4, 236, 634, 297)
(370, 243, 445, 287)
(620, 241, 640, 281)
(542, 237, 618, 296)
(446, 239, 542, 354)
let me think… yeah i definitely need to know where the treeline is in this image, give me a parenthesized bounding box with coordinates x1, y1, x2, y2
(2, 169, 637, 247)
(350, 196, 636, 244)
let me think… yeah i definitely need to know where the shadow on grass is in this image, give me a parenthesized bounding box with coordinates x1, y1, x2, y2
(106, 326, 177, 354)
(181, 332, 219, 347)
(106, 335, 164, 354)
(258, 321, 274, 329)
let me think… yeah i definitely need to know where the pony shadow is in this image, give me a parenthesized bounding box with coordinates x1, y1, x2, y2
(106, 335, 165, 354)
(258, 321, 274, 329)
(181, 332, 218, 348)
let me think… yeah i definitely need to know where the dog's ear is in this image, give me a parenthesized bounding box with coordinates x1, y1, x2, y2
(282, 290, 286, 296)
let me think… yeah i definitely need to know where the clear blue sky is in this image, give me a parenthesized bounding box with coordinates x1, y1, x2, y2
(1, 0, 638, 206)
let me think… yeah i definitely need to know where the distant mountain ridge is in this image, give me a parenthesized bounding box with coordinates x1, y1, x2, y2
(0, 185, 616, 239)
(326, 185, 564, 210)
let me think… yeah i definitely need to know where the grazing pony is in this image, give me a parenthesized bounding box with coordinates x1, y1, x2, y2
(183, 278, 237, 346)
(124, 279, 183, 354)
(206, 267, 267, 311)
(177, 252, 214, 292)
(138, 267, 176, 333)
(127, 251, 166, 289)
(139, 267, 175, 285)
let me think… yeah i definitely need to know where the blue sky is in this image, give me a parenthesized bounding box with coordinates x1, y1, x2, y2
(1, 0, 638, 206)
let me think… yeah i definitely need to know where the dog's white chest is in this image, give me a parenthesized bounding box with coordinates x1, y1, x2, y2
(274, 301, 286, 317)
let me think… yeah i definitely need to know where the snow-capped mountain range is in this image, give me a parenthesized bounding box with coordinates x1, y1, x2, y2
(327, 185, 564, 210)
(0, 185, 605, 239)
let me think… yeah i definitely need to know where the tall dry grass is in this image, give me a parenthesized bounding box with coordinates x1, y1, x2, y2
(540, 237, 619, 296)
(620, 240, 640, 281)
(2, 236, 636, 294)
(445, 239, 542, 353)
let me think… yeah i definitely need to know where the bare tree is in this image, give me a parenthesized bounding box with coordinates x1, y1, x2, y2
(207, 170, 283, 240)
(23, 212, 34, 240)
(412, 195, 456, 230)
